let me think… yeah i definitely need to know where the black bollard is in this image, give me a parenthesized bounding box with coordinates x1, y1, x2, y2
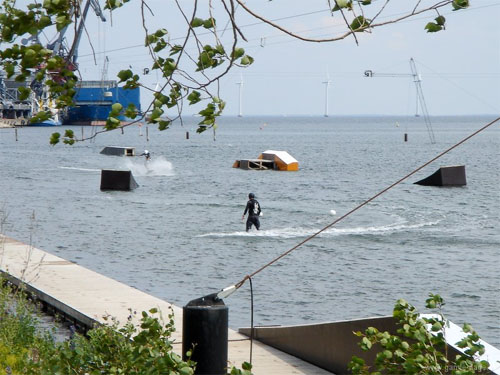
(183, 293, 228, 375)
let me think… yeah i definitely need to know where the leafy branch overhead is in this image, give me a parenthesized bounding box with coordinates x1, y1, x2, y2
(0, 0, 470, 144)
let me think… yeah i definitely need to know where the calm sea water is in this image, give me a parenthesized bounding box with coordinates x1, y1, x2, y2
(1, 115, 499, 347)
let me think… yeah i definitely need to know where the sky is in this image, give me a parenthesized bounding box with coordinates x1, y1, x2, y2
(67, 0, 500, 117)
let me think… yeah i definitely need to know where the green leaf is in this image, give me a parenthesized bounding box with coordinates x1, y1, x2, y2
(17, 86, 31, 100)
(154, 28, 168, 37)
(425, 22, 443, 32)
(362, 337, 372, 349)
(242, 362, 252, 370)
(215, 44, 225, 55)
(106, 116, 121, 130)
(111, 103, 123, 113)
(240, 55, 254, 66)
(462, 323, 472, 333)
(203, 18, 216, 29)
(452, 0, 469, 10)
(158, 120, 171, 131)
(169, 45, 183, 56)
(55, 15, 69, 31)
(187, 91, 201, 105)
(435, 15, 446, 26)
(350, 16, 370, 31)
(383, 350, 393, 359)
(426, 299, 437, 308)
(64, 129, 74, 138)
(332, 0, 352, 11)
(117, 69, 133, 82)
(191, 17, 204, 27)
(232, 48, 245, 59)
(431, 322, 442, 332)
(50, 132, 60, 145)
(38, 15, 52, 28)
(150, 108, 163, 120)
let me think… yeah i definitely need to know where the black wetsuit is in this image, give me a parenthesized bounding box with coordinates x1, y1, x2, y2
(244, 198, 261, 231)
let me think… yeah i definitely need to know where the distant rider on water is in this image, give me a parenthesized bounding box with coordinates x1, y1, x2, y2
(242, 193, 262, 232)
(140, 150, 151, 161)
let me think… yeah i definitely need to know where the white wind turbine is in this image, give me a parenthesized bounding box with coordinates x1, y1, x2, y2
(322, 73, 331, 117)
(236, 74, 244, 117)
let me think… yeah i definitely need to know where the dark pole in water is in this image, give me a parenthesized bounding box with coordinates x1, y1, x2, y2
(404, 133, 408, 142)
(146, 126, 149, 142)
(186, 131, 189, 140)
(81, 126, 84, 139)
(183, 293, 228, 375)
(15, 128, 18, 141)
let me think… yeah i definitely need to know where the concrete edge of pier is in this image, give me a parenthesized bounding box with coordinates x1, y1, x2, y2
(0, 234, 333, 375)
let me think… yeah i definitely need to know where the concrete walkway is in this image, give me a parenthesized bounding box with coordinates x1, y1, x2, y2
(0, 234, 332, 374)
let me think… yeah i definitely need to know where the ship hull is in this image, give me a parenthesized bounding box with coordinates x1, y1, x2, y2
(64, 81, 141, 125)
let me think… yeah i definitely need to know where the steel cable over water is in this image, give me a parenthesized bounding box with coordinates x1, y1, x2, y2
(227, 116, 500, 362)
(235, 116, 500, 289)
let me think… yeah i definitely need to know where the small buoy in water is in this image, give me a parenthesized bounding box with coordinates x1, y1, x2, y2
(330, 209, 336, 215)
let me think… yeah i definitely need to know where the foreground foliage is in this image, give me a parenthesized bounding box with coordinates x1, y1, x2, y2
(0, 281, 488, 375)
(0, 281, 250, 374)
(0, 0, 471, 144)
(349, 293, 490, 375)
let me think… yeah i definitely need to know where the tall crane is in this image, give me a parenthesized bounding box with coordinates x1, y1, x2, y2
(1, 0, 106, 125)
(47, 0, 106, 66)
(364, 58, 436, 144)
(38, 0, 107, 121)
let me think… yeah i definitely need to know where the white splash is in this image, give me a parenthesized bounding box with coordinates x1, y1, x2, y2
(330, 209, 336, 215)
(123, 156, 175, 177)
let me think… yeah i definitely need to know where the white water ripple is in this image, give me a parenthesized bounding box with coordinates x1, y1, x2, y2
(198, 220, 441, 238)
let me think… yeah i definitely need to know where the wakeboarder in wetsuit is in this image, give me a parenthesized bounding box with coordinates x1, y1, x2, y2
(140, 150, 151, 161)
(242, 193, 261, 232)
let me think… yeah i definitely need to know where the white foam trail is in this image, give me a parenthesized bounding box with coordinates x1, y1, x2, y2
(197, 220, 441, 239)
(123, 156, 175, 177)
(329, 220, 441, 235)
(59, 166, 100, 172)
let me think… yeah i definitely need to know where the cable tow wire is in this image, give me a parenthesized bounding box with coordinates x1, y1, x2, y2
(248, 276, 254, 365)
(233, 116, 500, 290)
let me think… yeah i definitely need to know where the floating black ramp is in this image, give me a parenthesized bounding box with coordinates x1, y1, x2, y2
(100, 146, 135, 156)
(100, 170, 139, 191)
(415, 165, 466, 186)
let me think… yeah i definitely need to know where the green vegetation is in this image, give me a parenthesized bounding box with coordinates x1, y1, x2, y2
(0, 280, 489, 375)
(349, 293, 490, 375)
(0, 279, 251, 374)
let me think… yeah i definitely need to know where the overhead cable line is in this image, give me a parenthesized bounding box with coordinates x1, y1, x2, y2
(77, 7, 330, 58)
(413, 58, 500, 114)
(78, 2, 499, 59)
